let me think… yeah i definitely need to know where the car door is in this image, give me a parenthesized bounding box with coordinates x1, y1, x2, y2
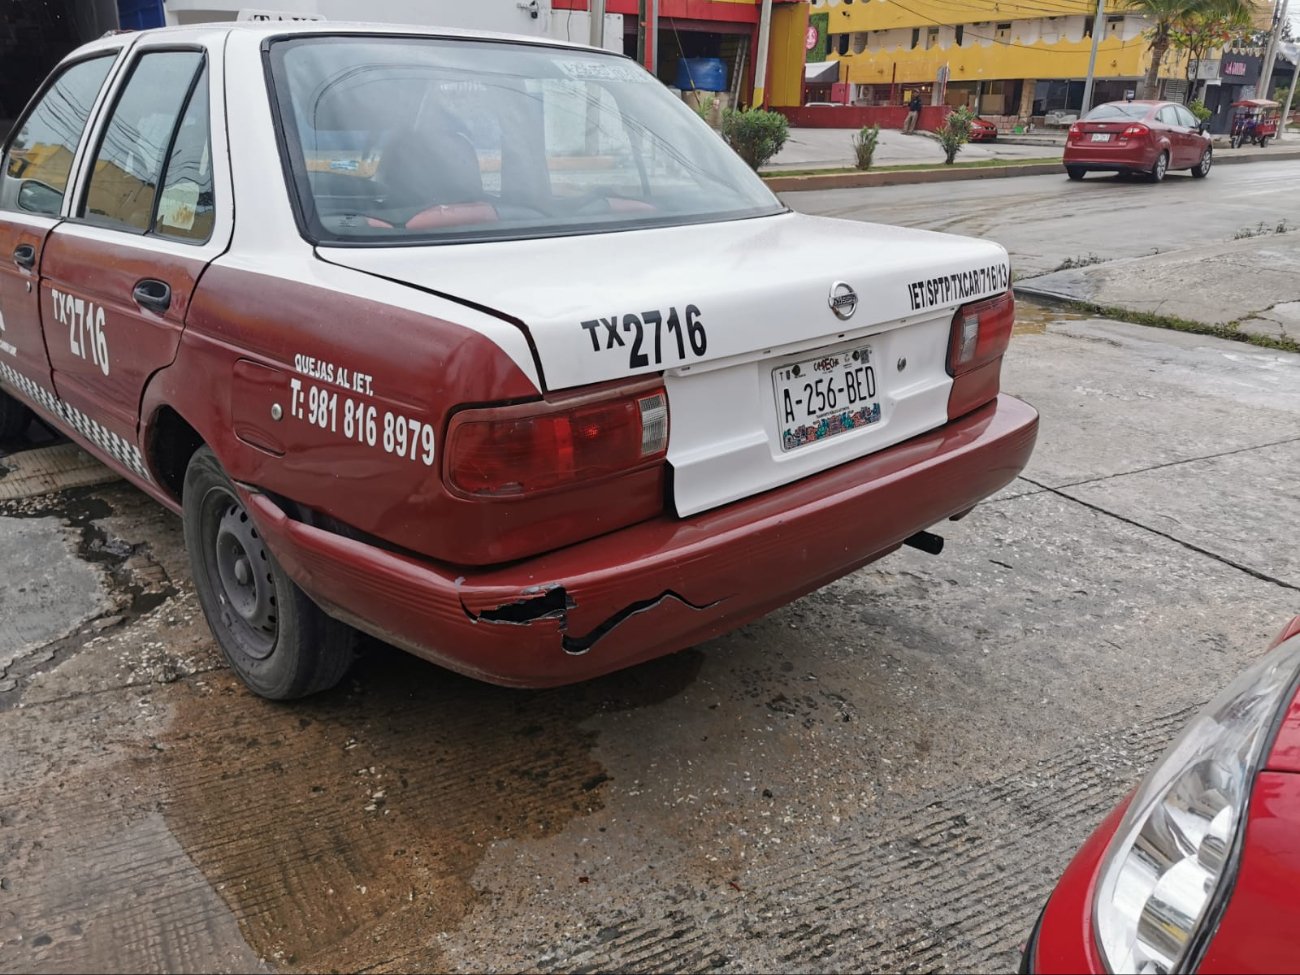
(39, 41, 232, 445)
(0, 51, 120, 399)
(1153, 106, 1183, 166)
(1174, 104, 1206, 162)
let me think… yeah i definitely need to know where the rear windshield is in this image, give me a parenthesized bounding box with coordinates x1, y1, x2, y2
(268, 36, 783, 245)
(1083, 103, 1151, 122)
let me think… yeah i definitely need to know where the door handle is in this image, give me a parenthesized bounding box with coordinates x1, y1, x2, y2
(132, 278, 171, 314)
(12, 244, 35, 270)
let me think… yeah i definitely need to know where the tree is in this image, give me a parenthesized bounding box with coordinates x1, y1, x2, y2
(1169, 0, 1254, 100)
(1125, 0, 1253, 99)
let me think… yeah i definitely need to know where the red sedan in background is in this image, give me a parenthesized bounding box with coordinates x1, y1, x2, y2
(1024, 615, 1300, 974)
(1064, 100, 1212, 182)
(969, 116, 998, 142)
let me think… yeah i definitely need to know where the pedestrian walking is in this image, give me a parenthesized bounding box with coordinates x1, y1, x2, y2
(903, 92, 923, 134)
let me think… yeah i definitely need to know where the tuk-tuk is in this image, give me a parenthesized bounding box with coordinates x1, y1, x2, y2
(1230, 99, 1281, 148)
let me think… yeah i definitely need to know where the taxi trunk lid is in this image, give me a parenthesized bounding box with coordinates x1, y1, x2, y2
(319, 211, 1011, 516)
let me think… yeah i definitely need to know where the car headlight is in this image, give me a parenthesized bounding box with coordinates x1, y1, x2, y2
(1094, 634, 1300, 974)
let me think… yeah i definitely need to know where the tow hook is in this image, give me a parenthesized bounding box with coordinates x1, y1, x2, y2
(903, 530, 945, 555)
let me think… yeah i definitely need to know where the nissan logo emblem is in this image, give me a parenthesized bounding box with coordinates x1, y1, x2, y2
(829, 282, 858, 320)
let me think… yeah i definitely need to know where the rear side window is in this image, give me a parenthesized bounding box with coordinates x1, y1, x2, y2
(0, 55, 116, 216)
(154, 66, 215, 242)
(82, 50, 205, 234)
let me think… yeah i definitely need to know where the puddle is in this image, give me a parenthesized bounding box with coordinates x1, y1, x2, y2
(1014, 297, 1090, 335)
(153, 645, 704, 970)
(0, 485, 178, 710)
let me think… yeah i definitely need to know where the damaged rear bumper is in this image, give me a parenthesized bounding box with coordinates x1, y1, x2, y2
(239, 394, 1038, 688)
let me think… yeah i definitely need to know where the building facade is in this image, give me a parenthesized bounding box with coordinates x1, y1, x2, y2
(807, 0, 1191, 126)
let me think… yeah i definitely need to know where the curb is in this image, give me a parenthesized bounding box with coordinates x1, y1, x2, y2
(764, 147, 1300, 192)
(765, 163, 1062, 192)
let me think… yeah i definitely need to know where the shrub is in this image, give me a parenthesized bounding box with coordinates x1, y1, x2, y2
(852, 124, 880, 170)
(935, 106, 975, 164)
(721, 107, 791, 170)
(1187, 99, 1212, 123)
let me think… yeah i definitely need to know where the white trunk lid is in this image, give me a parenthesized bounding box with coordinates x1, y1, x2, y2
(320, 212, 1011, 515)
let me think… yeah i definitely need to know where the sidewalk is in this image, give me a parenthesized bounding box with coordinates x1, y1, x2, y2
(1016, 231, 1300, 344)
(764, 127, 1060, 171)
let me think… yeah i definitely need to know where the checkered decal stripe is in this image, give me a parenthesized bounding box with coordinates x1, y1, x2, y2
(0, 361, 152, 482)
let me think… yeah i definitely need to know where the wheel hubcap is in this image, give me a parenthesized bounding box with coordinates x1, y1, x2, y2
(211, 496, 277, 658)
(1157, 156, 1167, 178)
(1203, 152, 1211, 172)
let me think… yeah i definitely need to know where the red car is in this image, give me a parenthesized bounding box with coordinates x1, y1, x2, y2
(969, 116, 998, 142)
(1024, 615, 1300, 974)
(1064, 100, 1212, 182)
(0, 24, 1037, 699)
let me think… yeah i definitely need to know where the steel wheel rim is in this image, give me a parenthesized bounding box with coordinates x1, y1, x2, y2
(203, 487, 277, 659)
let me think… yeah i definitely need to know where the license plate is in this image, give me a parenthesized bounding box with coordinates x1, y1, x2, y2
(772, 345, 883, 452)
(1090, 132, 1111, 142)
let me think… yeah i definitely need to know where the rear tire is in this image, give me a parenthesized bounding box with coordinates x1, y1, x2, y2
(183, 446, 357, 700)
(1148, 151, 1168, 183)
(0, 391, 31, 441)
(1191, 148, 1212, 178)
(1066, 166, 1085, 180)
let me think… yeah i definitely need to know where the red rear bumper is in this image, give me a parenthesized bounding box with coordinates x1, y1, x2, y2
(241, 394, 1038, 687)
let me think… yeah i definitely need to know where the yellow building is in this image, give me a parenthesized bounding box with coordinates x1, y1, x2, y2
(807, 0, 1192, 122)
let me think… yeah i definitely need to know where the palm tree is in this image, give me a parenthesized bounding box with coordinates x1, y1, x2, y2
(1124, 0, 1254, 99)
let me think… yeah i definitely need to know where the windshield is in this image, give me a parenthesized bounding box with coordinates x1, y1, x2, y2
(1084, 103, 1151, 122)
(268, 36, 783, 244)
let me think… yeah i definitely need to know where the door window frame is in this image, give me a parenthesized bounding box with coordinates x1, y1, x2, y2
(0, 47, 126, 219)
(57, 37, 234, 261)
(72, 45, 208, 239)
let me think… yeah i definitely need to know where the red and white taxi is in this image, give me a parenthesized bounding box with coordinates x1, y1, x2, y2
(1025, 616, 1300, 975)
(0, 23, 1037, 699)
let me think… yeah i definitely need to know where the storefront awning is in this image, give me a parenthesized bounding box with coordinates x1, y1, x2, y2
(805, 60, 840, 84)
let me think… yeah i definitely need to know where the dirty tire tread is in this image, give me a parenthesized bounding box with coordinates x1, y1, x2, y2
(0, 390, 32, 441)
(183, 446, 357, 700)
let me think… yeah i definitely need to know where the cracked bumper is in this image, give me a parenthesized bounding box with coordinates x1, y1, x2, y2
(240, 394, 1038, 688)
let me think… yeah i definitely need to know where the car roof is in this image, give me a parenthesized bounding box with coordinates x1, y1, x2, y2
(105, 19, 602, 53)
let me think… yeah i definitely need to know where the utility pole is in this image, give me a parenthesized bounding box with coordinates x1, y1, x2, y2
(589, 0, 606, 49)
(1080, 0, 1108, 116)
(1260, 0, 1289, 100)
(648, 0, 659, 76)
(753, 0, 775, 108)
(1281, 47, 1297, 139)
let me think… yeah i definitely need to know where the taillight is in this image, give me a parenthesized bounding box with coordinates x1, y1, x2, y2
(1068, 123, 1081, 136)
(947, 291, 1014, 377)
(947, 291, 1015, 419)
(1121, 124, 1149, 139)
(446, 385, 669, 497)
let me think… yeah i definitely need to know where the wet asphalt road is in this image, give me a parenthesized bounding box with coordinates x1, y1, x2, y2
(3, 172, 1300, 973)
(783, 157, 1300, 278)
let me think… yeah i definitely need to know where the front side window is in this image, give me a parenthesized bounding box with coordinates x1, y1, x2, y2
(269, 37, 783, 245)
(0, 55, 116, 216)
(82, 50, 204, 233)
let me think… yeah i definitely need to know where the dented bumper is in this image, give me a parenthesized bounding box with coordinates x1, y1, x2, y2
(240, 394, 1038, 688)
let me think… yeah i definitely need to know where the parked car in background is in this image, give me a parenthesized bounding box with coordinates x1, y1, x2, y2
(968, 116, 998, 142)
(1064, 100, 1212, 182)
(0, 23, 1037, 700)
(1024, 615, 1300, 974)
